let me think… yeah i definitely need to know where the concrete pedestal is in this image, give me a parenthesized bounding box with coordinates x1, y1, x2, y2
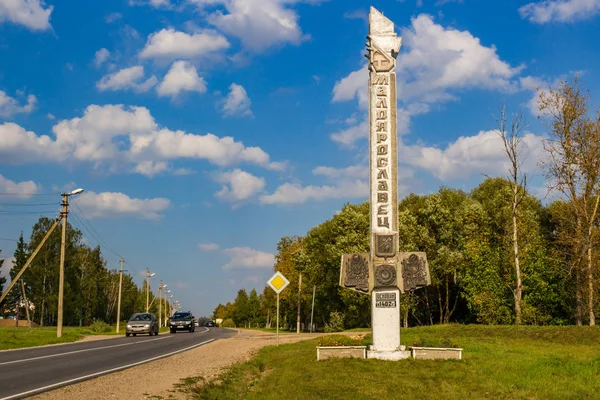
(370, 288, 403, 356)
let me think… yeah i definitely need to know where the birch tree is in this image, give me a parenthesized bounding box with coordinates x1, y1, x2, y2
(493, 104, 529, 324)
(537, 75, 600, 325)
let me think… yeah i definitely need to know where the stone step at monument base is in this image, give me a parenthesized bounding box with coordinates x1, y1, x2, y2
(367, 346, 411, 361)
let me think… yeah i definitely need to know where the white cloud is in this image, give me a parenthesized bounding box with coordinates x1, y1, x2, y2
(46, 113, 55, 120)
(312, 164, 368, 180)
(197, 241, 275, 269)
(105, 12, 122, 23)
(139, 28, 230, 60)
(0, 174, 39, 198)
(157, 61, 207, 97)
(129, 0, 172, 8)
(222, 247, 275, 270)
(94, 48, 110, 67)
(331, 14, 523, 147)
(96, 66, 158, 93)
(0, 122, 63, 163)
(198, 242, 220, 251)
(221, 83, 252, 117)
(187, 0, 322, 52)
(133, 160, 169, 177)
(0, 0, 52, 30)
(519, 0, 600, 23)
(260, 180, 368, 205)
(0, 91, 37, 118)
(401, 130, 546, 180)
(0, 104, 282, 175)
(214, 168, 265, 202)
(74, 191, 171, 220)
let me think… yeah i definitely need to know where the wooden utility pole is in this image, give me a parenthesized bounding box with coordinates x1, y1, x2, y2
(310, 284, 316, 333)
(296, 273, 302, 333)
(116, 258, 125, 333)
(57, 193, 69, 338)
(159, 280, 163, 328)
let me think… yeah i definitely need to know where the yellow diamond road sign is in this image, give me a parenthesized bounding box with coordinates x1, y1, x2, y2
(268, 271, 290, 294)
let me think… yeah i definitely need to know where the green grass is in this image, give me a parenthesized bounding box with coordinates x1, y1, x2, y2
(175, 324, 600, 399)
(0, 325, 171, 350)
(237, 327, 296, 334)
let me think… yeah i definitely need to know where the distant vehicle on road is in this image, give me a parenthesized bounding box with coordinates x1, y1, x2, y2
(206, 320, 215, 327)
(126, 313, 159, 337)
(169, 311, 196, 333)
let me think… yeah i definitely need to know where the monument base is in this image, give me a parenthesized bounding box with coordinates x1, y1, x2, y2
(367, 347, 411, 361)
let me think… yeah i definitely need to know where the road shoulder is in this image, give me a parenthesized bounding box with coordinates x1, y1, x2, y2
(29, 329, 363, 400)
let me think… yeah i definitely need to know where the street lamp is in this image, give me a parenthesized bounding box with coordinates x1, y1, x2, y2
(145, 269, 155, 313)
(57, 188, 84, 338)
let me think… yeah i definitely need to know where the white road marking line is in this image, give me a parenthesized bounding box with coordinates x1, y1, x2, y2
(0, 338, 216, 400)
(0, 336, 172, 366)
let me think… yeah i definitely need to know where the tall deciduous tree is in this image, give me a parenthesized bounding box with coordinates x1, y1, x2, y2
(494, 103, 529, 324)
(537, 75, 600, 325)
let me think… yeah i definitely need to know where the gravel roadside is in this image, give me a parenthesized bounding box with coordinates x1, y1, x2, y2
(29, 329, 365, 400)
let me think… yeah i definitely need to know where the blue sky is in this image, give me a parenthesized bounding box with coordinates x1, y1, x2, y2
(1, 0, 600, 318)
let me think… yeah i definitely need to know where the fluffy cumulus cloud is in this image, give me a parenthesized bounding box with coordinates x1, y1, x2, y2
(221, 83, 252, 117)
(94, 48, 110, 67)
(129, 0, 172, 8)
(260, 180, 369, 205)
(197, 241, 275, 269)
(0, 90, 37, 118)
(214, 168, 265, 202)
(187, 0, 322, 52)
(331, 14, 523, 147)
(74, 191, 171, 219)
(96, 66, 158, 93)
(198, 242, 220, 251)
(139, 28, 230, 60)
(157, 61, 207, 97)
(222, 247, 275, 270)
(401, 130, 546, 180)
(0, 174, 39, 198)
(0, 0, 53, 30)
(0, 104, 282, 176)
(519, 0, 600, 23)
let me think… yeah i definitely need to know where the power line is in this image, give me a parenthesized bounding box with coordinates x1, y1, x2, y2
(0, 211, 58, 215)
(0, 192, 58, 196)
(0, 202, 60, 207)
(69, 203, 124, 259)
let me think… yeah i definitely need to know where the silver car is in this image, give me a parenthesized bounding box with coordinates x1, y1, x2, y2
(126, 313, 159, 337)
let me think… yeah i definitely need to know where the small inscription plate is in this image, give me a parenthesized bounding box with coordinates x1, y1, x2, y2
(400, 252, 430, 292)
(375, 292, 397, 308)
(340, 253, 370, 294)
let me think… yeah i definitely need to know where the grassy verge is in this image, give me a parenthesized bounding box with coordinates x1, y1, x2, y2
(0, 325, 171, 350)
(173, 324, 600, 399)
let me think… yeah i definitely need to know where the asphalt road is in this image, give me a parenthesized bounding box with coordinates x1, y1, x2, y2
(0, 327, 235, 400)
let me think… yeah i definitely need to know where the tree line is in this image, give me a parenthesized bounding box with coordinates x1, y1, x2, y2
(212, 76, 600, 330)
(0, 217, 168, 326)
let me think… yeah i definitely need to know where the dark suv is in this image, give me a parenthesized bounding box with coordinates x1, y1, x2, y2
(169, 311, 196, 333)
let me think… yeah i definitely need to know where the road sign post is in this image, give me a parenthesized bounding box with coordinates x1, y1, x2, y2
(267, 271, 290, 347)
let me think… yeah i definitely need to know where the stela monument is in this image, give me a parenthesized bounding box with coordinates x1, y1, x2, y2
(339, 6, 431, 361)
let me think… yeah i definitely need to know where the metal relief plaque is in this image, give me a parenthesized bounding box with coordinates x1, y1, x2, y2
(374, 263, 396, 287)
(400, 252, 430, 292)
(375, 233, 397, 258)
(340, 253, 370, 294)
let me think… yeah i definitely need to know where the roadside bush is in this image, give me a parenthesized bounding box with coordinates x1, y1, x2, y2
(90, 319, 111, 333)
(324, 311, 344, 333)
(221, 318, 235, 328)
